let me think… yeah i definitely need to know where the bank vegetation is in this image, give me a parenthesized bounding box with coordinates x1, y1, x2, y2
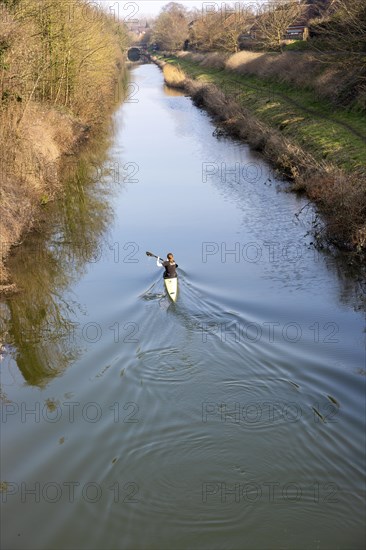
(149, 0, 366, 255)
(0, 0, 129, 293)
(157, 53, 366, 254)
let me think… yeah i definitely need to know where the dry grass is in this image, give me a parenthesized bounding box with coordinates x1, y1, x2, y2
(162, 64, 186, 88)
(0, 102, 85, 285)
(0, 1, 128, 290)
(226, 50, 325, 91)
(177, 50, 365, 110)
(225, 50, 364, 109)
(177, 51, 228, 70)
(305, 171, 366, 250)
(177, 50, 366, 110)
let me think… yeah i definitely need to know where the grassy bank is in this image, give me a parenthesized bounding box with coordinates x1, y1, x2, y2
(155, 53, 366, 254)
(169, 52, 366, 172)
(0, 0, 129, 293)
(177, 50, 366, 114)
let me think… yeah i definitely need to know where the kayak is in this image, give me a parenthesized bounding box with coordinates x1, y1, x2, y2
(164, 277, 178, 302)
(145, 252, 179, 302)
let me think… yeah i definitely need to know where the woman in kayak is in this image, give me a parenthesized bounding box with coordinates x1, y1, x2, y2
(157, 253, 178, 279)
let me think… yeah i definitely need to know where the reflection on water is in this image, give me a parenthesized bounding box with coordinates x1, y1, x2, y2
(1, 129, 118, 387)
(163, 84, 187, 97)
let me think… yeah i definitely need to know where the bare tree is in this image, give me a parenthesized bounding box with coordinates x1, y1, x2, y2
(190, 4, 255, 53)
(152, 2, 188, 51)
(189, 10, 224, 51)
(254, 0, 306, 51)
(311, 0, 366, 54)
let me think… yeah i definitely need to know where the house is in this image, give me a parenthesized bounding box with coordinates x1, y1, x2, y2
(284, 3, 327, 41)
(285, 22, 309, 41)
(245, 7, 312, 45)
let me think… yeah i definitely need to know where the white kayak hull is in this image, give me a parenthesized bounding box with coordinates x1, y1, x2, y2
(164, 277, 178, 302)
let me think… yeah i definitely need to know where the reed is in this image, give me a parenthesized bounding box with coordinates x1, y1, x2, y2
(162, 64, 186, 89)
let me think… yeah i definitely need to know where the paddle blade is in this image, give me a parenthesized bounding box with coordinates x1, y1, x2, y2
(146, 251, 161, 259)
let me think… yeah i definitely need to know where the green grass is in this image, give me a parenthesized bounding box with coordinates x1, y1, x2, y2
(158, 55, 366, 172)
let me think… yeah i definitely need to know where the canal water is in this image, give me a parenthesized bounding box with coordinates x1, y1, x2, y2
(1, 64, 365, 550)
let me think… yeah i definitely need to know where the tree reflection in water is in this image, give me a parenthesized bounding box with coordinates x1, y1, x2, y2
(2, 132, 118, 387)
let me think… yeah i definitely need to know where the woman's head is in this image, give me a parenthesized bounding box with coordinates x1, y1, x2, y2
(167, 252, 174, 261)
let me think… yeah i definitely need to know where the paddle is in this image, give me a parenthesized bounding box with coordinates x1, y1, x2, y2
(146, 251, 163, 260)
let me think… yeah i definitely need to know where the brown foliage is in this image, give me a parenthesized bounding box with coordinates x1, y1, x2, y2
(162, 63, 186, 88)
(190, 7, 254, 53)
(306, 172, 366, 249)
(177, 51, 228, 70)
(0, 0, 128, 287)
(254, 0, 306, 51)
(152, 3, 188, 51)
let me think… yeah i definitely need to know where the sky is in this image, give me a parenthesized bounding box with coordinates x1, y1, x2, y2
(136, 1, 206, 16)
(106, 1, 263, 20)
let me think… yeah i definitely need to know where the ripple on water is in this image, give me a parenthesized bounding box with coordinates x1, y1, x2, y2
(133, 346, 199, 384)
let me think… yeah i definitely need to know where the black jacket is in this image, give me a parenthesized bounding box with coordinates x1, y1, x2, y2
(162, 260, 178, 279)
